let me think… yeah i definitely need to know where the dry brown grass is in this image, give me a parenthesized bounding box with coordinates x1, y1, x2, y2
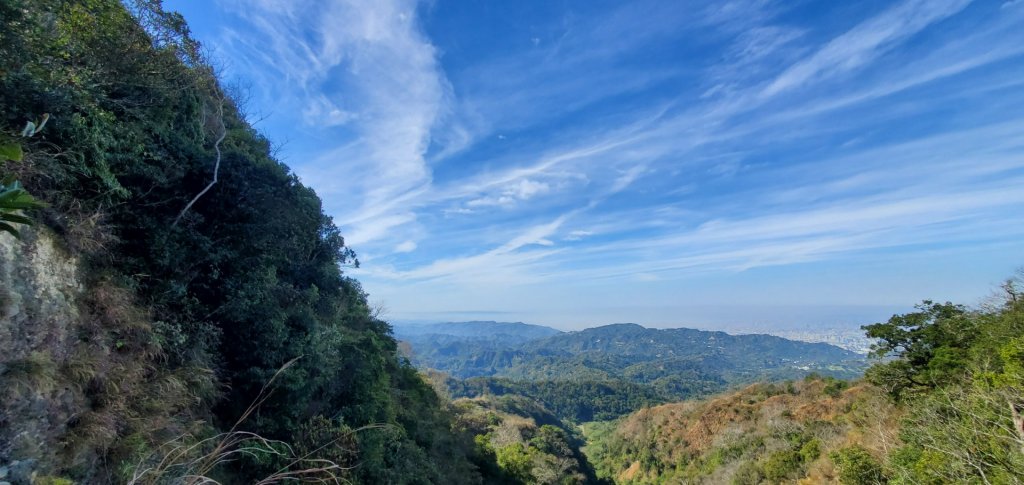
(599, 378, 901, 484)
(54, 277, 219, 475)
(1, 351, 58, 395)
(126, 357, 377, 485)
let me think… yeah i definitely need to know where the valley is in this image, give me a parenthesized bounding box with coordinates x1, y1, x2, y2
(395, 321, 866, 423)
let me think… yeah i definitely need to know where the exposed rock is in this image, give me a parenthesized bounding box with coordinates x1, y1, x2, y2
(0, 229, 84, 478)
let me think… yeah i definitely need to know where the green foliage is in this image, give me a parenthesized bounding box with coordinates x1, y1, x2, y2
(451, 396, 597, 484)
(0, 126, 45, 236)
(830, 446, 885, 485)
(0, 176, 45, 236)
(763, 450, 801, 483)
(0, 0, 492, 482)
(0, 139, 22, 161)
(799, 438, 822, 463)
(414, 322, 864, 424)
(449, 376, 668, 422)
(863, 301, 973, 398)
(31, 477, 74, 485)
(731, 460, 763, 485)
(583, 377, 891, 485)
(863, 284, 1024, 483)
(496, 443, 536, 483)
(823, 376, 849, 397)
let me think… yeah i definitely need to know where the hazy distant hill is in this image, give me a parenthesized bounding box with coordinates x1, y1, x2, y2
(528, 323, 860, 372)
(400, 321, 866, 421)
(402, 322, 862, 380)
(393, 320, 562, 342)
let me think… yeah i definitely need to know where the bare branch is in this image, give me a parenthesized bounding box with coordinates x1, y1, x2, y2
(173, 98, 227, 227)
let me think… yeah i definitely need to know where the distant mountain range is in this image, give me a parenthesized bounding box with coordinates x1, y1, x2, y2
(394, 321, 867, 421)
(393, 320, 561, 342)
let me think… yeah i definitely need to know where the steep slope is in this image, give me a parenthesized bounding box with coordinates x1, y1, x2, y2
(0, 2, 495, 483)
(449, 394, 603, 484)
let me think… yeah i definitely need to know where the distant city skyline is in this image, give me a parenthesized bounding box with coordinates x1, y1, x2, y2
(168, 0, 1024, 329)
(390, 302, 907, 332)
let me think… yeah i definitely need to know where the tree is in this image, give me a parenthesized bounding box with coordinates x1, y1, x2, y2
(863, 301, 973, 398)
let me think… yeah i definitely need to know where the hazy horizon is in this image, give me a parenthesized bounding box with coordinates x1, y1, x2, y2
(386, 302, 906, 332)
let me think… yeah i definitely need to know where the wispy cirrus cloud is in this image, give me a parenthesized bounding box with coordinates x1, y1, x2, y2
(216, 0, 447, 246)
(760, 0, 973, 98)
(177, 0, 1024, 327)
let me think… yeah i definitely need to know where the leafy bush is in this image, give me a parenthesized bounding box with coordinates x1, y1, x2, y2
(830, 446, 885, 484)
(763, 450, 801, 483)
(799, 438, 821, 463)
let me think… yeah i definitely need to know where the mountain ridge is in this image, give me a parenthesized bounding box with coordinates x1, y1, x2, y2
(399, 321, 866, 422)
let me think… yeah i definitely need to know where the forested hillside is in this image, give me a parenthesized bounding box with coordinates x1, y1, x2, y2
(0, 1, 500, 482)
(402, 322, 865, 423)
(584, 286, 1024, 484)
(2, 2, 1022, 485)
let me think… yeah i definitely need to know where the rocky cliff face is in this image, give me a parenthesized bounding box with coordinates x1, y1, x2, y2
(0, 229, 86, 482)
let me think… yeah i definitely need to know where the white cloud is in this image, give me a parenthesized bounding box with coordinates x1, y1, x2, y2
(345, 212, 417, 247)
(761, 0, 973, 98)
(202, 0, 1023, 323)
(394, 240, 418, 253)
(610, 165, 647, 193)
(217, 0, 448, 248)
(565, 230, 594, 241)
(508, 179, 550, 199)
(461, 178, 551, 210)
(303, 95, 356, 127)
(466, 195, 515, 208)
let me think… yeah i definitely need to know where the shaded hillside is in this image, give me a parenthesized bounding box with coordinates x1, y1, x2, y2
(0, 1, 498, 483)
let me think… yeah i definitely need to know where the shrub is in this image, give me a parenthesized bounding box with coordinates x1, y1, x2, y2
(830, 445, 885, 484)
(799, 438, 822, 463)
(763, 450, 801, 483)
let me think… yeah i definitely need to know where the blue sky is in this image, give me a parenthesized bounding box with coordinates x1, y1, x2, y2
(165, 0, 1024, 331)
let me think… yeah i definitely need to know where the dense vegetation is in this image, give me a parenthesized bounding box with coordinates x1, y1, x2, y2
(2, 2, 1021, 484)
(448, 394, 606, 484)
(583, 281, 1024, 484)
(583, 376, 895, 484)
(0, 1, 498, 482)
(445, 375, 669, 423)
(401, 322, 864, 423)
